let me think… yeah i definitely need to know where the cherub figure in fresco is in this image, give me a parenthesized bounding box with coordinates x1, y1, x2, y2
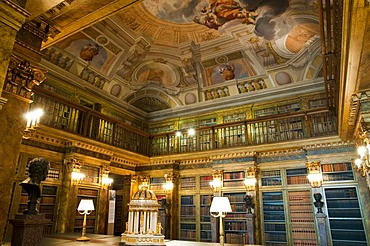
(193, 0, 258, 30)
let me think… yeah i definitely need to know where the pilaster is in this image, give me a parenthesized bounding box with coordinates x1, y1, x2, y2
(0, 92, 30, 243)
(0, 0, 29, 105)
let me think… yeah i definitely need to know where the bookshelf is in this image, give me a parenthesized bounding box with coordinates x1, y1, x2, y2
(321, 162, 354, 182)
(261, 170, 282, 186)
(180, 177, 196, 191)
(223, 192, 248, 244)
(223, 171, 245, 188)
(114, 193, 124, 235)
(286, 168, 309, 185)
(288, 190, 317, 245)
(39, 185, 58, 234)
(200, 175, 212, 190)
(150, 177, 166, 191)
(18, 191, 28, 214)
(180, 195, 196, 240)
(74, 188, 98, 234)
(324, 187, 367, 246)
(279, 117, 304, 140)
(200, 195, 212, 242)
(262, 191, 287, 245)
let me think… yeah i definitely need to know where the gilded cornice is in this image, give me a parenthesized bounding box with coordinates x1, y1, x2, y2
(111, 156, 137, 167)
(257, 148, 305, 158)
(210, 152, 256, 160)
(303, 140, 354, 150)
(65, 141, 114, 156)
(0, 0, 30, 30)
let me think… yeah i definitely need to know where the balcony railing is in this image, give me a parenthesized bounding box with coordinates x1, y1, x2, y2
(31, 88, 337, 157)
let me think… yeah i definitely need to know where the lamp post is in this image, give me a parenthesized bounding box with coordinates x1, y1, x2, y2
(210, 197, 232, 246)
(76, 199, 95, 241)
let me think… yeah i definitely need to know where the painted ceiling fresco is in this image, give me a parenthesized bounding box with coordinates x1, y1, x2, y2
(47, 0, 322, 114)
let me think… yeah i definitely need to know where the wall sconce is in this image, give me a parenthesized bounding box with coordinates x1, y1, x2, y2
(354, 138, 370, 177)
(210, 170, 223, 193)
(188, 128, 195, 136)
(76, 199, 95, 241)
(101, 166, 113, 189)
(210, 197, 232, 246)
(244, 167, 257, 191)
(163, 174, 174, 193)
(175, 130, 182, 137)
(306, 161, 323, 188)
(71, 160, 85, 186)
(23, 108, 44, 139)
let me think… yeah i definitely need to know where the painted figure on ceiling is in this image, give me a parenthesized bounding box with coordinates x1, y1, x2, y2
(79, 43, 100, 62)
(193, 0, 257, 30)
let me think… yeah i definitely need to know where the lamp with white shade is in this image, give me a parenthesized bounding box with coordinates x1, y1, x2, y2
(210, 197, 232, 246)
(76, 199, 95, 241)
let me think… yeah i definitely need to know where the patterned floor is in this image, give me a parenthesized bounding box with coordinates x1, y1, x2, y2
(36, 233, 253, 245)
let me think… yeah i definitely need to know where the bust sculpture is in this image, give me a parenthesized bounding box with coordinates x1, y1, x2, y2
(20, 157, 50, 214)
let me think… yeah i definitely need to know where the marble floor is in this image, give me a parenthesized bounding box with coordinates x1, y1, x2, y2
(28, 233, 252, 246)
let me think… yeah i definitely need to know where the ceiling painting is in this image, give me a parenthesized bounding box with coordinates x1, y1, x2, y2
(46, 0, 323, 114)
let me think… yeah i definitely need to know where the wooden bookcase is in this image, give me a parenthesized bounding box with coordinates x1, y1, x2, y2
(74, 188, 98, 234)
(223, 192, 248, 244)
(261, 170, 282, 186)
(223, 171, 245, 188)
(150, 177, 166, 191)
(288, 190, 317, 245)
(39, 185, 58, 234)
(180, 177, 196, 191)
(286, 168, 309, 185)
(324, 187, 367, 245)
(200, 195, 212, 242)
(321, 162, 354, 182)
(180, 195, 196, 240)
(262, 191, 287, 245)
(221, 171, 248, 244)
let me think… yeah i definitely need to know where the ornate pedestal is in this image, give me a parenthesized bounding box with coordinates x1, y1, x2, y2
(9, 214, 49, 246)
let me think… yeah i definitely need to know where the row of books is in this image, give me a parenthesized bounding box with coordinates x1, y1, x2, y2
(40, 196, 55, 204)
(74, 218, 95, 227)
(180, 224, 196, 230)
(41, 186, 58, 195)
(180, 230, 196, 240)
(225, 233, 248, 244)
(224, 193, 245, 202)
(78, 188, 98, 197)
(46, 168, 60, 180)
(223, 172, 245, 180)
(225, 221, 247, 231)
(287, 176, 309, 185)
(321, 163, 351, 172)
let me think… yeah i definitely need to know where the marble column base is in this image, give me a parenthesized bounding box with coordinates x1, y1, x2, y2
(246, 213, 255, 244)
(9, 214, 50, 246)
(315, 213, 328, 246)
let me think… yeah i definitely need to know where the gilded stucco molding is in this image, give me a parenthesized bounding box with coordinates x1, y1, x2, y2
(111, 156, 137, 167)
(257, 148, 306, 157)
(30, 134, 66, 147)
(65, 141, 114, 156)
(0, 0, 30, 30)
(303, 141, 354, 150)
(210, 151, 256, 160)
